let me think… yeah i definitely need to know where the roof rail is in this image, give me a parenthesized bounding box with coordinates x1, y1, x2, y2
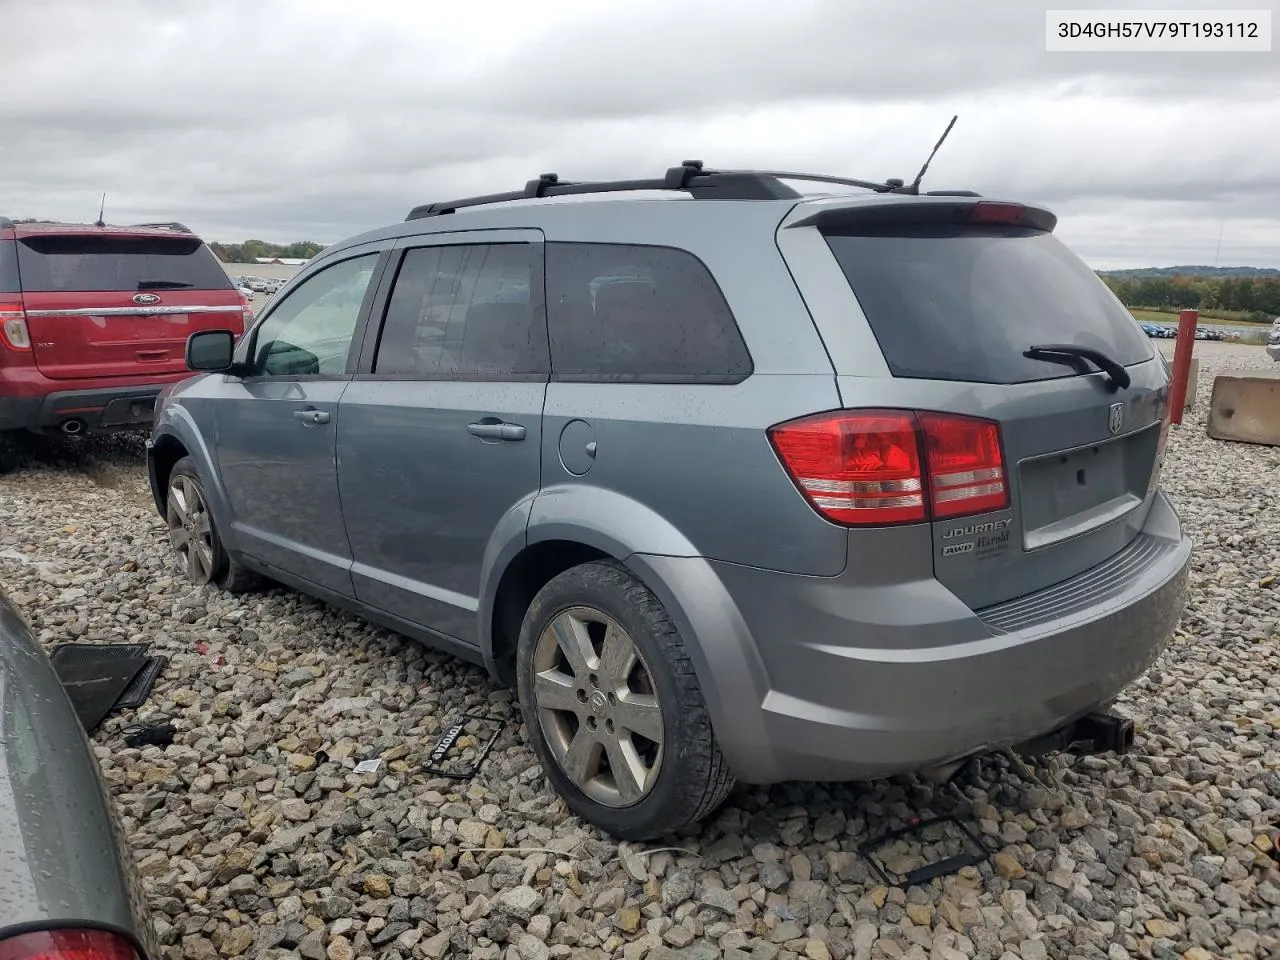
(404, 161, 936, 220)
(130, 221, 193, 233)
(0, 216, 12, 229)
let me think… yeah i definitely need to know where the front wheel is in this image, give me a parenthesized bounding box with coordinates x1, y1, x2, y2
(166, 457, 260, 593)
(515, 560, 734, 840)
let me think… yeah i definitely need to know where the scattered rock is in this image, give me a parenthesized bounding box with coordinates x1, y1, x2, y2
(8, 385, 1278, 960)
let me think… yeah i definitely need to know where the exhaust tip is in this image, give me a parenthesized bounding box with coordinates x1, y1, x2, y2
(60, 418, 85, 435)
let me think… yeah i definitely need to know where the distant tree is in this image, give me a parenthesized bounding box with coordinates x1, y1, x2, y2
(209, 239, 325, 263)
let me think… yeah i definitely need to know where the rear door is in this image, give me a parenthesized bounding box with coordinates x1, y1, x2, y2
(338, 230, 548, 644)
(781, 199, 1168, 610)
(15, 231, 243, 380)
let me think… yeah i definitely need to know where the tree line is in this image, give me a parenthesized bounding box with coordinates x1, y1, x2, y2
(1099, 273, 1280, 321)
(209, 239, 325, 263)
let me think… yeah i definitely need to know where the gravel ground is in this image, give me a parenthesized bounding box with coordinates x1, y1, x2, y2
(1, 341, 1278, 960)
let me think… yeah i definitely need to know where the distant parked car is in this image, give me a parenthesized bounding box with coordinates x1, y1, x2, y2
(244, 277, 270, 293)
(236, 284, 255, 301)
(0, 217, 252, 437)
(1267, 318, 1280, 361)
(0, 591, 156, 960)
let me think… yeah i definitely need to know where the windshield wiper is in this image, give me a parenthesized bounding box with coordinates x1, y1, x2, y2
(1024, 343, 1131, 391)
(136, 279, 193, 289)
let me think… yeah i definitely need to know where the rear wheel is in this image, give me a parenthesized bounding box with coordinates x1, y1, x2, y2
(166, 457, 260, 593)
(515, 560, 734, 840)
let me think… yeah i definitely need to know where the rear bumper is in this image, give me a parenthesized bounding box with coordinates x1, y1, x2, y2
(0, 373, 181, 431)
(634, 491, 1192, 784)
(1267, 341, 1280, 361)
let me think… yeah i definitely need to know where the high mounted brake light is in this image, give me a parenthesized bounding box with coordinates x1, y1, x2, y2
(769, 410, 1010, 526)
(967, 202, 1025, 225)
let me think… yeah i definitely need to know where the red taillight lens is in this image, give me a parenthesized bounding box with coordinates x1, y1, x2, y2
(967, 201, 1024, 225)
(0, 930, 138, 960)
(918, 412, 1009, 518)
(0, 301, 30, 350)
(769, 411, 925, 525)
(769, 409, 1009, 526)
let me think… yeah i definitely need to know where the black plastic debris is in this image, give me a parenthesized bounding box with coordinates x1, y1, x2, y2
(859, 813, 993, 888)
(422, 713, 505, 779)
(49, 642, 166, 732)
(122, 716, 177, 748)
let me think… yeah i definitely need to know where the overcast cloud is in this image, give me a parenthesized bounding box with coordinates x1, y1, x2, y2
(1, 0, 1276, 268)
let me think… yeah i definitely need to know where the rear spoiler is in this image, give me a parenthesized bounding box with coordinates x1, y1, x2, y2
(784, 198, 1057, 233)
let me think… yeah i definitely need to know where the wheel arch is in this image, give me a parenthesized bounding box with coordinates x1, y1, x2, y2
(480, 485, 700, 683)
(148, 408, 239, 552)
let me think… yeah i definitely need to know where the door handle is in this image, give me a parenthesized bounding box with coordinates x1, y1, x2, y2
(467, 420, 525, 441)
(293, 408, 331, 425)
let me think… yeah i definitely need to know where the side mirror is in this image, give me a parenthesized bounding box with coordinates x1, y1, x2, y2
(186, 330, 236, 372)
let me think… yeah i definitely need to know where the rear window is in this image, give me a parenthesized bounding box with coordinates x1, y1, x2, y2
(15, 234, 233, 293)
(0, 239, 18, 293)
(823, 225, 1154, 385)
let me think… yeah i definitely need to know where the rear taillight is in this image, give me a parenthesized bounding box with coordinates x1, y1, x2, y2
(0, 300, 30, 350)
(1149, 392, 1173, 496)
(769, 409, 1010, 526)
(917, 412, 1008, 519)
(0, 930, 139, 960)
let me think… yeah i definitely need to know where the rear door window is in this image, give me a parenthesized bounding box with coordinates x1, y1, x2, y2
(15, 234, 233, 292)
(822, 224, 1154, 385)
(545, 242, 752, 383)
(0, 240, 18, 293)
(374, 243, 548, 379)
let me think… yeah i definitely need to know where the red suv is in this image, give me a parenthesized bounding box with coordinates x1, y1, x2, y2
(0, 218, 251, 436)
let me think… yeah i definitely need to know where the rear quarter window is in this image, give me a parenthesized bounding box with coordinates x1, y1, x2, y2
(823, 224, 1154, 385)
(545, 242, 753, 383)
(0, 239, 19, 293)
(15, 234, 233, 293)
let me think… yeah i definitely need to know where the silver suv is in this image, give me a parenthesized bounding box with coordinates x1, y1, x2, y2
(147, 163, 1193, 840)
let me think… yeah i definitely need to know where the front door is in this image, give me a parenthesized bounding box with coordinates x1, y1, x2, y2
(337, 231, 548, 644)
(213, 249, 384, 596)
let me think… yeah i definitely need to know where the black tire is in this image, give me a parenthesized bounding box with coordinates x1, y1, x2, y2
(515, 559, 734, 840)
(167, 457, 261, 593)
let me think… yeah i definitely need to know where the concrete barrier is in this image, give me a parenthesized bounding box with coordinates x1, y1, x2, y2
(1207, 372, 1280, 445)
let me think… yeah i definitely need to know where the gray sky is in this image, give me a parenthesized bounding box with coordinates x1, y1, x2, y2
(2, 0, 1276, 268)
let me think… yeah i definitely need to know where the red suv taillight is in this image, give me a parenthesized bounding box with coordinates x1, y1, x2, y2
(0, 299, 31, 350)
(768, 409, 1010, 526)
(0, 930, 139, 960)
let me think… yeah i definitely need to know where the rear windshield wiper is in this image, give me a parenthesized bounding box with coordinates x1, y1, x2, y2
(1024, 343, 1131, 391)
(136, 280, 193, 289)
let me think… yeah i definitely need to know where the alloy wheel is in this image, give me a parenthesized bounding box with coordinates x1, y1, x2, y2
(167, 475, 216, 585)
(531, 606, 665, 807)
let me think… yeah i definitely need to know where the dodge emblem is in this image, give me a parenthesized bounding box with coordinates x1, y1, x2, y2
(133, 293, 161, 305)
(1107, 402, 1124, 435)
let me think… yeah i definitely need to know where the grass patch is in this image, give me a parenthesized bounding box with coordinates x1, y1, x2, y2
(1128, 307, 1270, 326)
